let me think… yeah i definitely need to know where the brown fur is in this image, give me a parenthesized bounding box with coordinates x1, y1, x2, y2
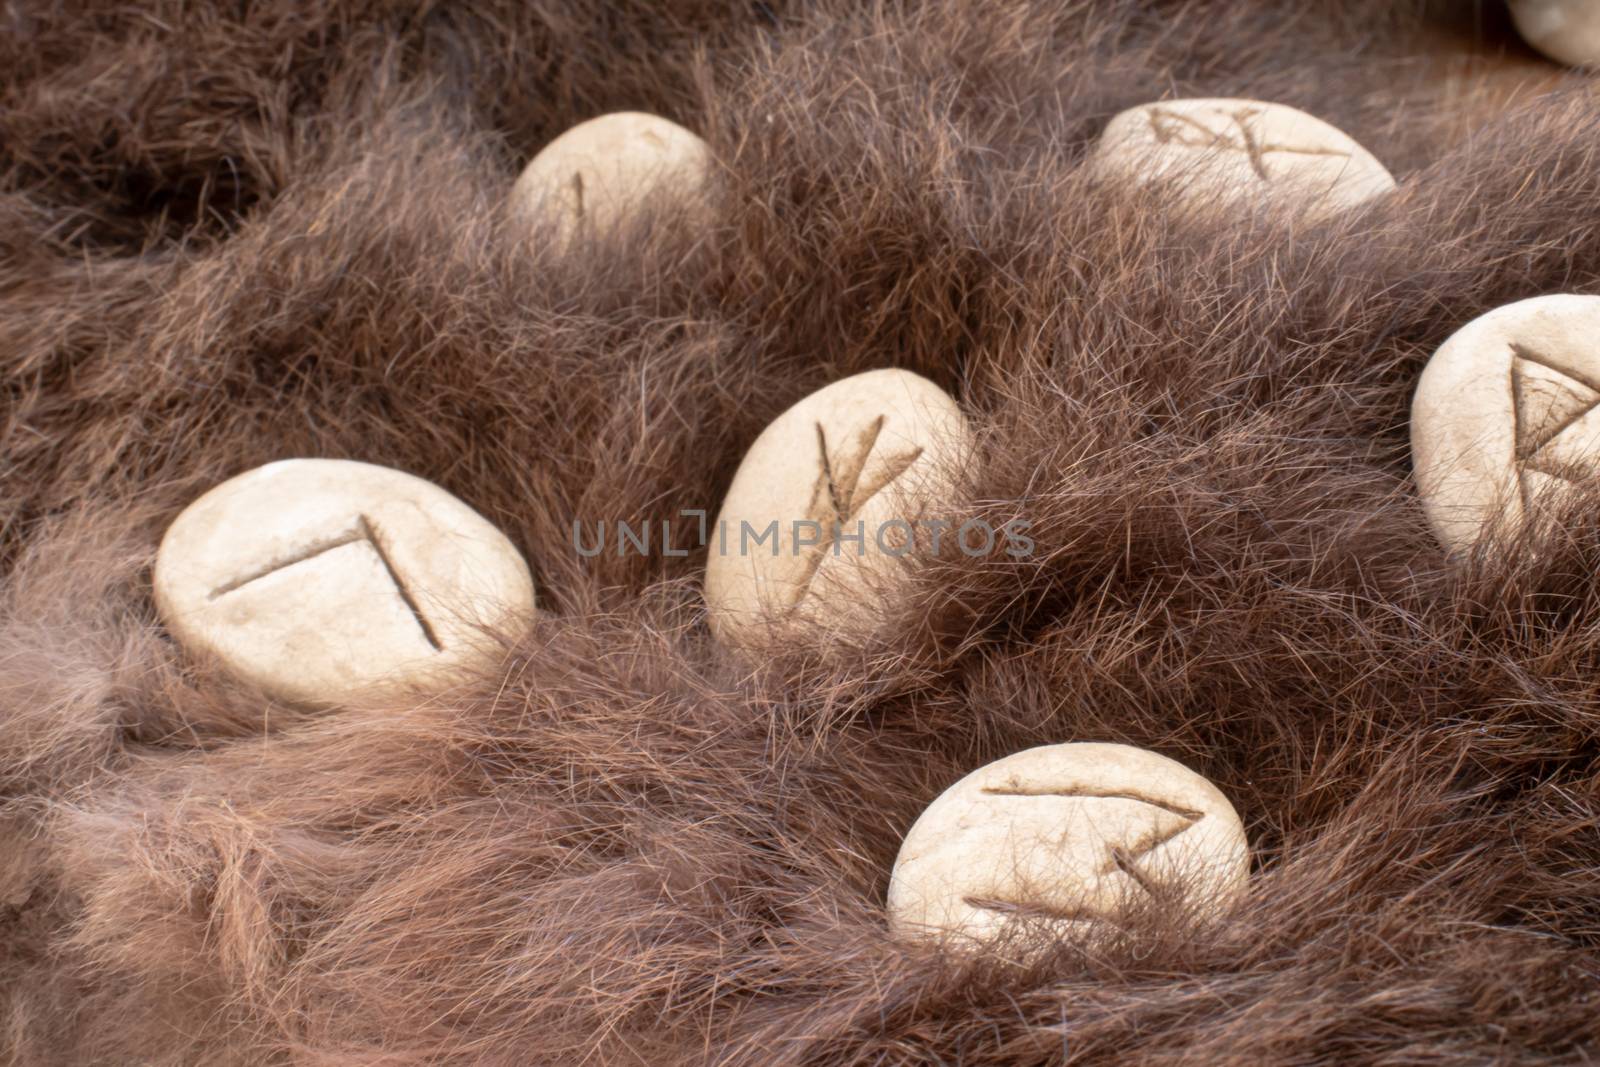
(3, 0, 1600, 1062)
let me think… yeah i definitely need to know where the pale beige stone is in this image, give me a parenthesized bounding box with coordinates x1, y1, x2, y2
(155, 459, 535, 704)
(510, 111, 711, 243)
(1090, 98, 1396, 219)
(887, 743, 1248, 947)
(1510, 0, 1600, 68)
(1412, 294, 1600, 552)
(704, 369, 971, 647)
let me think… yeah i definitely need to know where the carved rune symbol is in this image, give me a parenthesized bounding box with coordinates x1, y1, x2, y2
(208, 514, 443, 651)
(1509, 343, 1600, 508)
(787, 416, 923, 609)
(1146, 106, 1350, 182)
(569, 171, 586, 218)
(961, 788, 1206, 920)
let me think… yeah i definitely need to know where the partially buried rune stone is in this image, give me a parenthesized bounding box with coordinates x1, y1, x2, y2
(510, 111, 712, 246)
(704, 369, 971, 648)
(1090, 97, 1395, 220)
(1412, 294, 1600, 552)
(887, 743, 1249, 948)
(155, 458, 535, 704)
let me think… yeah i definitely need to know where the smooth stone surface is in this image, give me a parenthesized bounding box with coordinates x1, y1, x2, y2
(1413, 294, 1600, 552)
(155, 459, 535, 704)
(1090, 97, 1396, 219)
(1510, 0, 1600, 67)
(510, 111, 711, 242)
(887, 743, 1248, 946)
(704, 369, 971, 647)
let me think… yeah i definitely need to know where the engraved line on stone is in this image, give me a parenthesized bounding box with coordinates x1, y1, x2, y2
(1148, 107, 1240, 151)
(208, 514, 443, 652)
(784, 417, 925, 610)
(208, 525, 368, 599)
(1507, 343, 1600, 508)
(1108, 845, 1163, 897)
(354, 515, 443, 652)
(978, 786, 1205, 821)
(1510, 341, 1600, 394)
(851, 439, 924, 517)
(1509, 343, 1600, 460)
(786, 422, 847, 610)
(1510, 357, 1539, 516)
(1230, 108, 1273, 181)
(817, 422, 846, 519)
(1094, 809, 1203, 883)
(960, 896, 1098, 923)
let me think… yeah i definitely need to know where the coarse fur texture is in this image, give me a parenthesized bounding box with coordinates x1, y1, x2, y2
(3, 0, 1600, 1063)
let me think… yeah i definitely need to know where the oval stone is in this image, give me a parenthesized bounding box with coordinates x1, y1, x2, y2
(1510, 0, 1600, 67)
(155, 459, 535, 704)
(704, 369, 971, 647)
(1091, 97, 1395, 219)
(887, 743, 1248, 947)
(510, 111, 712, 243)
(1412, 294, 1600, 552)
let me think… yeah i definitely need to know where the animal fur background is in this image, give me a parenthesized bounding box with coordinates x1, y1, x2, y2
(2, 0, 1599, 1062)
